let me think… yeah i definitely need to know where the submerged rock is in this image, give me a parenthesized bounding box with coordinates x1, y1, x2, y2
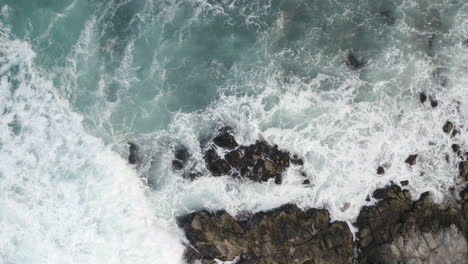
(127, 142, 140, 165)
(203, 128, 295, 184)
(355, 184, 467, 264)
(419, 92, 427, 103)
(346, 53, 364, 69)
(172, 145, 190, 170)
(177, 204, 354, 264)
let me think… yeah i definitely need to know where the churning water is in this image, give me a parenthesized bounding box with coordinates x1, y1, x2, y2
(0, 0, 467, 263)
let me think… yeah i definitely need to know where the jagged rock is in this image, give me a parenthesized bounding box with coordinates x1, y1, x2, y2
(443, 121, 459, 137)
(400, 180, 409, 186)
(355, 184, 467, 264)
(346, 53, 364, 69)
(377, 166, 385, 175)
(127, 142, 140, 165)
(203, 128, 295, 184)
(172, 145, 190, 170)
(405, 154, 418, 165)
(177, 204, 354, 264)
(213, 127, 238, 149)
(419, 92, 427, 103)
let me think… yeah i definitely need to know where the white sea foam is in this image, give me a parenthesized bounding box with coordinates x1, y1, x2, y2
(0, 29, 184, 264)
(1, 0, 468, 263)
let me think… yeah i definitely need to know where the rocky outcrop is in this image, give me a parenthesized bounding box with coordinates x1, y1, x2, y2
(355, 184, 468, 264)
(202, 127, 299, 184)
(177, 121, 468, 264)
(177, 204, 353, 264)
(178, 183, 468, 264)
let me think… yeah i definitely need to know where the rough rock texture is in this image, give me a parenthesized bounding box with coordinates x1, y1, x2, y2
(177, 204, 354, 264)
(355, 184, 468, 264)
(203, 128, 296, 183)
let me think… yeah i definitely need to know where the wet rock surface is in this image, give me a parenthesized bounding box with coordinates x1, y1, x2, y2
(405, 154, 418, 165)
(355, 184, 468, 264)
(177, 121, 468, 263)
(172, 145, 191, 170)
(178, 184, 468, 264)
(203, 128, 295, 183)
(127, 142, 140, 165)
(177, 204, 354, 264)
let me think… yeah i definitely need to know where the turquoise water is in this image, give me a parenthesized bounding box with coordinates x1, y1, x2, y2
(0, 0, 468, 263)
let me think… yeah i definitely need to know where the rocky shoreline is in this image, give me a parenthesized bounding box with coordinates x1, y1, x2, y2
(177, 183, 467, 264)
(167, 123, 468, 264)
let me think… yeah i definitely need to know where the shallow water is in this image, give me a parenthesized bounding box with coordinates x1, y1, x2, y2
(0, 0, 467, 263)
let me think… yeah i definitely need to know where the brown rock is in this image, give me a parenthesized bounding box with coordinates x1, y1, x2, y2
(178, 204, 354, 264)
(405, 154, 417, 165)
(355, 184, 467, 264)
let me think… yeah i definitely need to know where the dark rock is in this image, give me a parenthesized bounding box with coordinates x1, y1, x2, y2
(172, 160, 184, 170)
(377, 166, 385, 175)
(172, 145, 190, 170)
(355, 184, 467, 263)
(442, 121, 460, 137)
(127, 142, 140, 165)
(185, 172, 202, 180)
(204, 148, 219, 164)
(213, 127, 238, 149)
(459, 161, 468, 180)
(303, 179, 310, 185)
(419, 92, 427, 103)
(274, 174, 282, 184)
(405, 154, 418, 165)
(203, 133, 295, 183)
(452, 144, 461, 154)
(400, 180, 409, 186)
(430, 97, 438, 107)
(443, 121, 454, 134)
(225, 150, 244, 167)
(365, 195, 371, 202)
(463, 39, 468, 46)
(380, 10, 395, 25)
(177, 204, 354, 264)
(291, 154, 304, 165)
(346, 53, 364, 69)
(207, 159, 231, 176)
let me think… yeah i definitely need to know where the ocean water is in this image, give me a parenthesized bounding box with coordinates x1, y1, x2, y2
(0, 0, 467, 263)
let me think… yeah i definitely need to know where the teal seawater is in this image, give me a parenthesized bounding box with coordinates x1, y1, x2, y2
(0, 0, 467, 263)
